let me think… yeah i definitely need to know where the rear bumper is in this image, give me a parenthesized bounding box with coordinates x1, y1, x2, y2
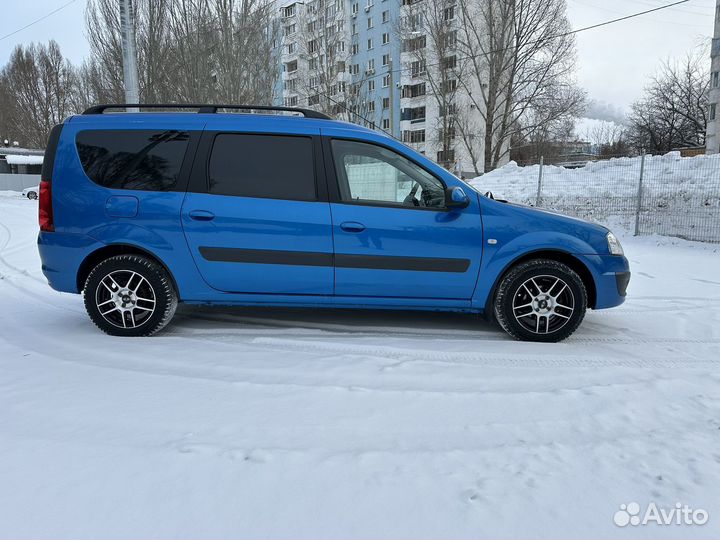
(38, 231, 103, 293)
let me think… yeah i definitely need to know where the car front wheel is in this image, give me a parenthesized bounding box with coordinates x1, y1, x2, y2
(494, 259, 587, 342)
(83, 255, 178, 337)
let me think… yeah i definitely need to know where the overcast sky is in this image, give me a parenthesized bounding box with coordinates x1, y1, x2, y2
(0, 0, 716, 118)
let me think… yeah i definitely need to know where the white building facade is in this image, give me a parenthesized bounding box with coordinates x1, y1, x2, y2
(274, 0, 487, 175)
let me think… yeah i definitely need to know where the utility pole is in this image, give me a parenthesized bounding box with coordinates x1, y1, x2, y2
(388, 56, 394, 137)
(119, 0, 140, 110)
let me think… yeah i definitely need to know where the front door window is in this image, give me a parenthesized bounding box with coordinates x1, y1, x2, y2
(331, 139, 445, 208)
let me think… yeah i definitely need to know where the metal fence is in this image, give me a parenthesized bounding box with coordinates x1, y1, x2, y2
(477, 153, 720, 243)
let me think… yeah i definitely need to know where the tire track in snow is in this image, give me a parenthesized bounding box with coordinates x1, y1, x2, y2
(249, 337, 720, 368)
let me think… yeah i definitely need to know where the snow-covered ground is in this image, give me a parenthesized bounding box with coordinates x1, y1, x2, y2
(1, 191, 719, 539)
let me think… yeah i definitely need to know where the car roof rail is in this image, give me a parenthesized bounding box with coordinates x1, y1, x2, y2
(82, 103, 333, 120)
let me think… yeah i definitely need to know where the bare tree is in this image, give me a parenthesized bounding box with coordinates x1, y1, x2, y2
(627, 47, 709, 152)
(283, 0, 366, 120)
(85, 0, 278, 105)
(456, 0, 585, 171)
(1, 41, 78, 147)
(398, 0, 465, 169)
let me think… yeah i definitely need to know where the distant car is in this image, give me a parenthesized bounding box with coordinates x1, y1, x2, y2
(22, 186, 39, 200)
(37, 103, 630, 341)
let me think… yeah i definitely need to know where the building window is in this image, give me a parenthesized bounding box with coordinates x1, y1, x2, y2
(285, 23, 296, 35)
(442, 55, 457, 70)
(382, 74, 390, 87)
(368, 80, 375, 92)
(368, 101, 376, 112)
(382, 118, 390, 130)
(284, 78, 298, 91)
(367, 58, 375, 71)
(444, 5, 455, 20)
(367, 16, 374, 29)
(286, 42, 297, 54)
(402, 129, 426, 143)
(350, 63, 360, 75)
(308, 94, 320, 106)
(402, 82, 426, 98)
(444, 30, 457, 48)
(284, 96, 299, 107)
(368, 38, 374, 50)
(714, 72, 719, 89)
(382, 32, 390, 45)
(403, 35, 426, 52)
(282, 4, 296, 18)
(382, 97, 390, 109)
(437, 149, 455, 163)
(382, 53, 391, 66)
(442, 79, 457, 92)
(352, 22, 358, 34)
(351, 43, 359, 55)
(439, 102, 457, 116)
(402, 106, 425, 122)
(711, 103, 717, 121)
(382, 10, 389, 23)
(285, 60, 298, 73)
(410, 60, 425, 76)
(352, 2, 359, 14)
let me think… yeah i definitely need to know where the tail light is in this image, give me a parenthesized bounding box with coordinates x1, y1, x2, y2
(39, 124, 63, 233)
(39, 180, 54, 232)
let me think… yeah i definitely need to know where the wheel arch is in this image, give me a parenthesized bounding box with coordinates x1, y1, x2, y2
(76, 244, 179, 297)
(484, 249, 597, 316)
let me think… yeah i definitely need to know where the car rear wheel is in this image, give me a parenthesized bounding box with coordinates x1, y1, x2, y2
(494, 259, 587, 342)
(83, 255, 177, 337)
(26, 191, 37, 200)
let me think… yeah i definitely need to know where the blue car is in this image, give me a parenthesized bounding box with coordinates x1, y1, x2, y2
(37, 104, 630, 342)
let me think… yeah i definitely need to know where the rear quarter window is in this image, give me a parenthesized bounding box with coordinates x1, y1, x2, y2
(76, 130, 190, 191)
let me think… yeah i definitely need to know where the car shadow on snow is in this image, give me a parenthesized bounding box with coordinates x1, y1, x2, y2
(171, 304, 496, 337)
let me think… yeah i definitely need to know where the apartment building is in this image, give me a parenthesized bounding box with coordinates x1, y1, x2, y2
(274, 0, 486, 175)
(275, 0, 401, 138)
(397, 0, 485, 176)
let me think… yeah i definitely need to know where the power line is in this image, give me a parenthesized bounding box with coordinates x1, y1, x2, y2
(344, 0, 692, 87)
(0, 0, 77, 42)
(312, 0, 691, 130)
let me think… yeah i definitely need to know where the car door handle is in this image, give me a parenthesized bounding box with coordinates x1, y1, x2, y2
(340, 221, 366, 233)
(189, 210, 215, 221)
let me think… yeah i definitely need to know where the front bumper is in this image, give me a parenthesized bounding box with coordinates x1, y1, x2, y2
(615, 271, 631, 297)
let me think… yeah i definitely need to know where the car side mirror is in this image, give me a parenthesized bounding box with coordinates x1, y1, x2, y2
(446, 187, 470, 209)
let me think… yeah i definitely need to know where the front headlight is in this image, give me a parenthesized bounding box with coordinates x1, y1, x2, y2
(606, 232, 624, 256)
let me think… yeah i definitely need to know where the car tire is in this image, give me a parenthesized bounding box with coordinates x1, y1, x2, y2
(494, 259, 587, 343)
(83, 255, 178, 337)
(26, 191, 37, 200)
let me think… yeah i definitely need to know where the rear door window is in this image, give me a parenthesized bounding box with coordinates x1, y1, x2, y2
(207, 133, 316, 200)
(76, 130, 190, 191)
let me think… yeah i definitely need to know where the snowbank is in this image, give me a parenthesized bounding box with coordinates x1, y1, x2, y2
(470, 152, 720, 202)
(4, 154, 44, 166)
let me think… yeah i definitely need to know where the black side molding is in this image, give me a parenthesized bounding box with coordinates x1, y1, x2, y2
(199, 247, 470, 273)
